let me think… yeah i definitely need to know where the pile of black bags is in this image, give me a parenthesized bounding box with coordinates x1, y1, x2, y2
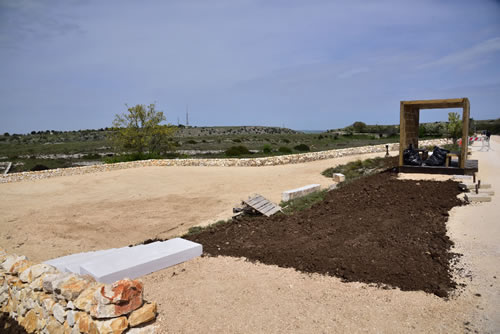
(403, 144, 450, 166)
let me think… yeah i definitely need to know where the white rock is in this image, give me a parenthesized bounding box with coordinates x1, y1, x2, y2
(2, 255, 26, 271)
(52, 303, 67, 323)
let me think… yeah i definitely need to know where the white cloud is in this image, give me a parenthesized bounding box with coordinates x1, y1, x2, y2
(418, 37, 500, 69)
(337, 67, 370, 79)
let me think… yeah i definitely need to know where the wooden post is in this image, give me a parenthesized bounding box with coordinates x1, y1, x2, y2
(399, 102, 405, 167)
(460, 98, 470, 169)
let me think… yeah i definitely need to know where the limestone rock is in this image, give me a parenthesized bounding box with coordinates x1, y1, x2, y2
(93, 316, 129, 334)
(20, 263, 57, 283)
(30, 275, 46, 291)
(53, 302, 67, 323)
(42, 297, 56, 318)
(57, 275, 91, 301)
(1, 255, 26, 272)
(9, 259, 32, 275)
(36, 315, 47, 332)
(16, 302, 27, 317)
(128, 302, 157, 327)
(77, 312, 91, 333)
(67, 310, 84, 327)
(90, 279, 143, 318)
(74, 284, 102, 312)
(20, 309, 38, 333)
(43, 273, 63, 293)
(127, 324, 158, 334)
(43, 272, 72, 294)
(63, 321, 71, 334)
(46, 317, 65, 334)
(8, 276, 24, 288)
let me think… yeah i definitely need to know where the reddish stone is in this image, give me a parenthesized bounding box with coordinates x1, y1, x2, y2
(90, 279, 143, 318)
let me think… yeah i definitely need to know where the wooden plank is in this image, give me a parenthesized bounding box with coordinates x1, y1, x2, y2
(255, 201, 273, 211)
(399, 102, 405, 167)
(259, 202, 276, 213)
(246, 196, 266, 207)
(265, 207, 281, 217)
(243, 194, 281, 216)
(398, 160, 478, 175)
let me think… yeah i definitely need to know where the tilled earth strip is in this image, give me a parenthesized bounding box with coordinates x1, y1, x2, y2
(187, 172, 464, 297)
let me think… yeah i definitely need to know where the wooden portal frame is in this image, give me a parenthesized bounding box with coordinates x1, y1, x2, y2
(399, 98, 470, 169)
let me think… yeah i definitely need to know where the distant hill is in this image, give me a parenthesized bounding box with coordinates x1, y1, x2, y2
(174, 126, 300, 137)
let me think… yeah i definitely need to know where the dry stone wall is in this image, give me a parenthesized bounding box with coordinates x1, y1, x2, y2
(0, 247, 157, 333)
(0, 139, 451, 184)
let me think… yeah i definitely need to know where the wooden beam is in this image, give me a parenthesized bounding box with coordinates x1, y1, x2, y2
(460, 98, 470, 169)
(401, 98, 465, 109)
(399, 101, 405, 166)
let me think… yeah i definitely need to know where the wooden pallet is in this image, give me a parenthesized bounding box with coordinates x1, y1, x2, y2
(242, 194, 282, 217)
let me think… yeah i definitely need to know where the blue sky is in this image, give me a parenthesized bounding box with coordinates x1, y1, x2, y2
(1, 0, 500, 133)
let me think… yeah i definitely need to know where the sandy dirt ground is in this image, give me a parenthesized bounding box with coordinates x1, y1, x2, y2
(0, 151, 388, 262)
(1, 140, 499, 333)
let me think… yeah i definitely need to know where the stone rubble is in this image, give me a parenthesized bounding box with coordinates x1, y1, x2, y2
(0, 247, 158, 333)
(0, 139, 451, 183)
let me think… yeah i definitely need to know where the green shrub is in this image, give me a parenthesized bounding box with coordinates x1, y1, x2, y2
(282, 138, 290, 143)
(278, 146, 292, 154)
(225, 145, 250, 156)
(105, 152, 162, 163)
(232, 138, 242, 143)
(262, 144, 272, 153)
(294, 144, 310, 152)
(82, 153, 101, 160)
(186, 139, 197, 144)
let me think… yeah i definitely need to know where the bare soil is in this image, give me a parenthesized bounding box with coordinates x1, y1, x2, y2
(187, 172, 463, 297)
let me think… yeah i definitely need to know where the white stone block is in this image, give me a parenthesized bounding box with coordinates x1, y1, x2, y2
(45, 248, 121, 273)
(452, 175, 473, 181)
(465, 193, 492, 202)
(80, 238, 202, 283)
(333, 173, 345, 182)
(459, 182, 491, 190)
(282, 184, 321, 202)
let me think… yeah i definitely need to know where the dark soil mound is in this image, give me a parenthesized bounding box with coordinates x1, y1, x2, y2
(0, 313, 28, 334)
(187, 172, 464, 297)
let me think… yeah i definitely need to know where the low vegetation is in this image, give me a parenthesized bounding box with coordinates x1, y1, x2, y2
(280, 190, 328, 215)
(322, 156, 398, 182)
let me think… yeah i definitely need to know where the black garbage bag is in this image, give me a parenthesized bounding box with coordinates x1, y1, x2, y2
(403, 144, 422, 166)
(424, 146, 450, 166)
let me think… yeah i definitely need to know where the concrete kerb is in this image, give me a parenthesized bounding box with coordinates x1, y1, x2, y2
(0, 138, 452, 184)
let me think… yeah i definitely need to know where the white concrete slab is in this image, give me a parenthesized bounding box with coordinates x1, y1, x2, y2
(465, 193, 492, 202)
(44, 249, 118, 272)
(80, 238, 202, 283)
(282, 184, 321, 202)
(62, 247, 135, 274)
(477, 189, 495, 196)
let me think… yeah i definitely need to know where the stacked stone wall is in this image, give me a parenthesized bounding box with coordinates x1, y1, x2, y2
(1, 139, 451, 184)
(0, 248, 157, 333)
